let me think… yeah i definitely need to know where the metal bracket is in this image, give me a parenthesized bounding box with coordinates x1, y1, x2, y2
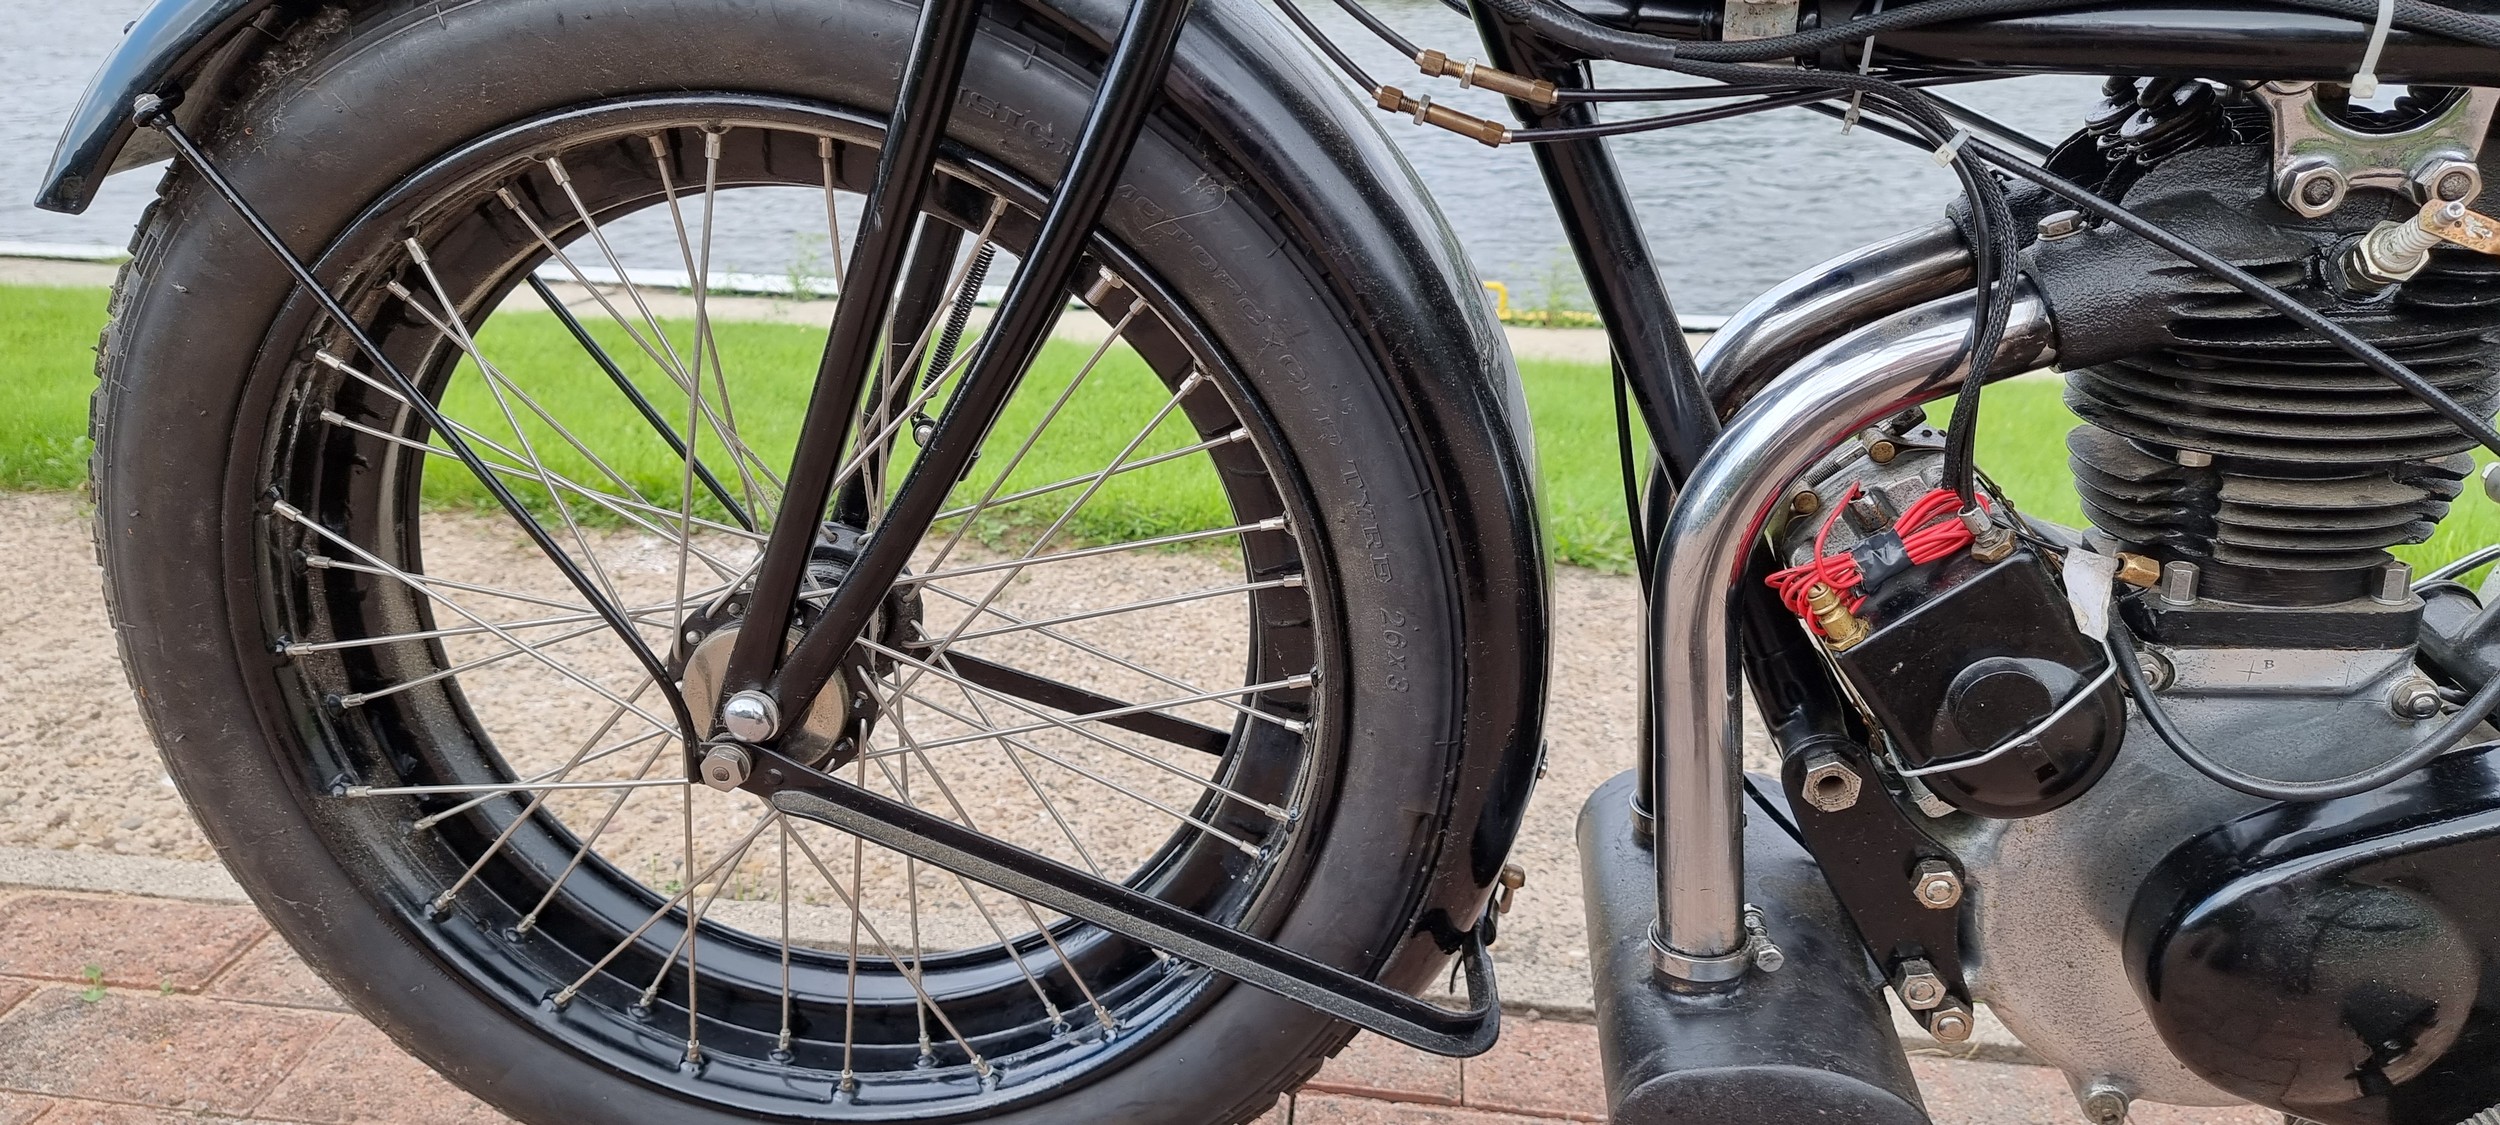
(2253, 82, 2500, 218)
(752, 746, 1504, 1057)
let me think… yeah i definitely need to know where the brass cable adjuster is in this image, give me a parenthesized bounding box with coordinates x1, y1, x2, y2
(1414, 49, 1560, 113)
(1373, 86, 1510, 147)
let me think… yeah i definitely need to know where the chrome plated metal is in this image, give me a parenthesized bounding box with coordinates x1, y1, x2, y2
(1649, 284, 2056, 983)
(1696, 224, 1976, 419)
(2253, 82, 2500, 217)
(721, 690, 780, 742)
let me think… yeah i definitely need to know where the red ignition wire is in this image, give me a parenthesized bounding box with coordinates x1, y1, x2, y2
(1767, 485, 1988, 633)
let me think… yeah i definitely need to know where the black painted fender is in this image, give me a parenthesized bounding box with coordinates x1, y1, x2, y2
(41, 0, 1548, 992)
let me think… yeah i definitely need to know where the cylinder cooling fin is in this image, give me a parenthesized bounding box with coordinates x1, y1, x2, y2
(2019, 82, 2500, 605)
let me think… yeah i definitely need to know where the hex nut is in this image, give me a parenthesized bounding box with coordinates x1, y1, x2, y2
(2390, 677, 2443, 721)
(1801, 753, 1862, 813)
(1912, 859, 1964, 910)
(1894, 959, 1947, 1010)
(1927, 999, 1975, 1043)
(699, 743, 752, 793)
(2411, 156, 2482, 204)
(2080, 1082, 2132, 1125)
(2280, 159, 2348, 218)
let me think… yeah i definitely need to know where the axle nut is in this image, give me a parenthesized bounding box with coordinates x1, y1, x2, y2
(1894, 958, 1947, 1011)
(1801, 752, 1861, 813)
(1912, 858, 1964, 910)
(1927, 999, 1976, 1043)
(699, 743, 752, 793)
(720, 690, 779, 743)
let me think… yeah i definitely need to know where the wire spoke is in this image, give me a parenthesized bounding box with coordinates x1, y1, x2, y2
(276, 503, 681, 734)
(516, 735, 677, 933)
(786, 825, 992, 1077)
(930, 428, 1249, 523)
(551, 813, 779, 1007)
(941, 576, 1298, 643)
(424, 683, 656, 913)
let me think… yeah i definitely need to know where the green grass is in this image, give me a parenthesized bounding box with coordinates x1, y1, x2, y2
(0, 285, 106, 489)
(6, 279, 2494, 576)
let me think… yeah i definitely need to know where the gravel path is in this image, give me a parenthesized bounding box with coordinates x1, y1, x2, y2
(0, 487, 1777, 1008)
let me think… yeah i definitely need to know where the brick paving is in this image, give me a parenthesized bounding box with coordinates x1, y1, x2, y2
(0, 886, 2284, 1124)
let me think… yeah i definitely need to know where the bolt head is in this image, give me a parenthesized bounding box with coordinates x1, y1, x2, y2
(699, 743, 751, 793)
(720, 690, 779, 742)
(1927, 1001, 1975, 1043)
(1913, 859, 1965, 909)
(1801, 753, 1862, 813)
(2036, 208, 2087, 241)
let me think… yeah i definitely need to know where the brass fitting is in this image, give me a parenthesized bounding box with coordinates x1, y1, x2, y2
(2115, 552, 2163, 589)
(1805, 583, 1871, 650)
(1375, 86, 1509, 147)
(1415, 49, 1559, 112)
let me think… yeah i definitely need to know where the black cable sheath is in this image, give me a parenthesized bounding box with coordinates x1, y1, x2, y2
(2110, 623, 2500, 801)
(1613, 364, 1654, 583)
(1322, 0, 1423, 58)
(1271, 0, 1379, 90)
(1657, 0, 2500, 63)
(1511, 86, 1841, 141)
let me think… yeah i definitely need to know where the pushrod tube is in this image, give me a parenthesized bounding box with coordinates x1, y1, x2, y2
(764, 0, 1199, 728)
(1647, 285, 2055, 983)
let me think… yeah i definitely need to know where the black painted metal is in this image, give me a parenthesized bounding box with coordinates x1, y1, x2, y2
(135, 105, 700, 744)
(938, 651, 1234, 755)
(842, 216, 966, 525)
(755, 746, 1503, 1056)
(527, 276, 754, 531)
(2127, 741, 2500, 1123)
(1581, 770, 1932, 1125)
(765, 0, 1200, 730)
(721, 0, 986, 706)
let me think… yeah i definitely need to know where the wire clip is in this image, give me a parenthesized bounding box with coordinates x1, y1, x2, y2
(2353, 0, 2396, 99)
(1931, 128, 1973, 166)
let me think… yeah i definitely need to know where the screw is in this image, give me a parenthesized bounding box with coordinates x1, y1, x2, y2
(1912, 859, 1964, 909)
(2133, 647, 2173, 691)
(1742, 904, 1784, 973)
(1801, 752, 1863, 812)
(2390, 676, 2442, 721)
(699, 743, 752, 792)
(2036, 208, 2087, 241)
(1894, 958, 1947, 1010)
(1927, 999, 1975, 1043)
(2080, 1081, 2131, 1124)
(721, 690, 779, 742)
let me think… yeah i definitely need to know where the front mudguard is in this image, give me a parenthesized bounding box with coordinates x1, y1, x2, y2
(42, 0, 1549, 993)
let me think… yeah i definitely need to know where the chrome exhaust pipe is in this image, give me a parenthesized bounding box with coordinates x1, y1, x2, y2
(1647, 283, 2059, 983)
(1697, 224, 1976, 419)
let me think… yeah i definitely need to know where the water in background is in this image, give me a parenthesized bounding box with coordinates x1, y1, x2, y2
(0, 0, 2103, 315)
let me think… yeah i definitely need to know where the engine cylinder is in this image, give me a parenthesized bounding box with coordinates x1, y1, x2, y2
(2028, 84, 2500, 605)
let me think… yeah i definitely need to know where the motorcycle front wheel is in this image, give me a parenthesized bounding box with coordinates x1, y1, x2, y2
(85, 0, 1530, 1121)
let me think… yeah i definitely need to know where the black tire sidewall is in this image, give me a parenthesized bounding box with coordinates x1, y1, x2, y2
(94, 2, 1482, 1123)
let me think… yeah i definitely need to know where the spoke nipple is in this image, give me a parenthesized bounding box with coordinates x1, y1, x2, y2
(411, 812, 446, 831)
(546, 988, 575, 1009)
(385, 280, 413, 300)
(703, 130, 724, 159)
(131, 93, 168, 128)
(1258, 517, 1289, 532)
(342, 786, 373, 798)
(513, 915, 538, 935)
(428, 891, 457, 917)
(542, 157, 572, 186)
(1225, 428, 1250, 443)
(494, 187, 522, 211)
(402, 239, 430, 267)
(817, 135, 834, 159)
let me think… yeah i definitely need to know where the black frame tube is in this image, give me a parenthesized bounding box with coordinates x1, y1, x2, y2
(721, 0, 988, 707)
(760, 0, 1201, 728)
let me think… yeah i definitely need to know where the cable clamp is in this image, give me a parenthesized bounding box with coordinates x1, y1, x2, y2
(1931, 128, 1973, 166)
(2353, 0, 2396, 99)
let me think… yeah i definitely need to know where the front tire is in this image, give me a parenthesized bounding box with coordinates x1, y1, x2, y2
(89, 1, 1527, 1122)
